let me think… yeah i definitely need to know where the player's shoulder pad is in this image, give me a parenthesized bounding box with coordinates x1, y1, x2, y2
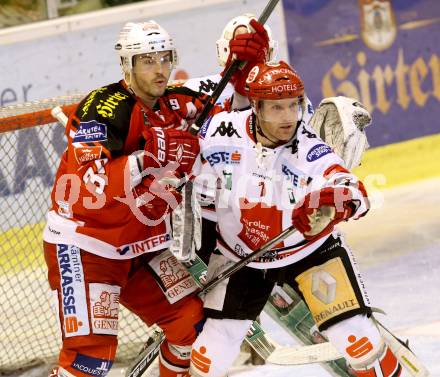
(165, 84, 204, 99)
(183, 74, 220, 95)
(73, 82, 135, 146)
(76, 82, 135, 122)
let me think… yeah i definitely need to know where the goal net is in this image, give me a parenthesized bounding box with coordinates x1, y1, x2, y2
(0, 96, 157, 374)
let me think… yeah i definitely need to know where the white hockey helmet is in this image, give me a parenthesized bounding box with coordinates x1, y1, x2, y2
(216, 13, 278, 67)
(115, 21, 178, 73)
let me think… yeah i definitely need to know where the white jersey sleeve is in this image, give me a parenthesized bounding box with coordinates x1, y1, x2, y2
(295, 122, 369, 219)
(183, 74, 235, 106)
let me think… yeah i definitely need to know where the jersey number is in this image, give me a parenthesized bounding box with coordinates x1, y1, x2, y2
(83, 159, 108, 194)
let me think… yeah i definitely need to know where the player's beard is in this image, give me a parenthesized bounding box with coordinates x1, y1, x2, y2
(130, 71, 169, 105)
(147, 74, 168, 98)
(259, 119, 298, 146)
(276, 122, 297, 141)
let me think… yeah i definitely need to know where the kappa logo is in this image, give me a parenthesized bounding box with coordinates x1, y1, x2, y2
(212, 121, 241, 138)
(198, 79, 217, 94)
(285, 139, 299, 154)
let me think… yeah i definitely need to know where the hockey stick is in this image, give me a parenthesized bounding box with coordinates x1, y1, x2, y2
(125, 331, 164, 377)
(124, 255, 277, 377)
(188, 0, 281, 136)
(123, 320, 429, 375)
(375, 319, 430, 377)
(200, 224, 297, 294)
(267, 324, 429, 377)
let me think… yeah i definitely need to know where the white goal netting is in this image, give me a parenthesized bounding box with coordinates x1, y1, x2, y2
(0, 96, 156, 374)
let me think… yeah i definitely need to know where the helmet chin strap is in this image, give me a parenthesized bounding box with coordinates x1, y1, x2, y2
(255, 117, 283, 147)
(124, 71, 135, 93)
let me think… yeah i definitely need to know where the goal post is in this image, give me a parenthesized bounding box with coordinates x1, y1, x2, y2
(0, 96, 156, 373)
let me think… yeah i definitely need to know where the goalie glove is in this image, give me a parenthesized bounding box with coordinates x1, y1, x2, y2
(308, 96, 372, 169)
(292, 187, 356, 240)
(134, 172, 182, 222)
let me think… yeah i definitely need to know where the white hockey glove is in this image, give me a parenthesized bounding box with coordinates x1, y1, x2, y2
(308, 96, 372, 169)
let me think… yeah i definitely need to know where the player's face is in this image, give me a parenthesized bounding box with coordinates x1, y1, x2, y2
(257, 98, 302, 143)
(131, 51, 173, 102)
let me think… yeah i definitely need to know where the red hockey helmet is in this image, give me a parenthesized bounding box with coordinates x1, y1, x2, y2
(245, 60, 304, 100)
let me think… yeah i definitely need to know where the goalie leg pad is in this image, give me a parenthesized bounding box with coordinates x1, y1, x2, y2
(189, 318, 252, 377)
(324, 314, 401, 377)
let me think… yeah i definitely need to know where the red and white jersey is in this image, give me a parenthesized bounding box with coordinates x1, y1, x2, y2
(43, 80, 221, 259)
(193, 109, 369, 269)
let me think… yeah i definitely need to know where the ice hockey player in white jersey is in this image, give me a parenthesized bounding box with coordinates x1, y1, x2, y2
(181, 14, 314, 265)
(189, 61, 403, 377)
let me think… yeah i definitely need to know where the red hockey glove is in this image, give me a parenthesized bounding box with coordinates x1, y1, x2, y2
(134, 172, 182, 222)
(292, 187, 355, 240)
(228, 19, 269, 64)
(224, 19, 270, 95)
(143, 127, 200, 178)
(134, 127, 199, 223)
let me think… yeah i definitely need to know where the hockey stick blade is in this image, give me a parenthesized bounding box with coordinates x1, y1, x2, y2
(188, 0, 281, 135)
(267, 331, 429, 376)
(125, 332, 164, 377)
(267, 342, 342, 365)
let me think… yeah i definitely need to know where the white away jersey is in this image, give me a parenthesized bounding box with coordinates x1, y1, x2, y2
(193, 109, 369, 269)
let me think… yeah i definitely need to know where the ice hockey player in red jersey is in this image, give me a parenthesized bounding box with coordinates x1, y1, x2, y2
(42, 19, 269, 377)
(189, 61, 403, 377)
